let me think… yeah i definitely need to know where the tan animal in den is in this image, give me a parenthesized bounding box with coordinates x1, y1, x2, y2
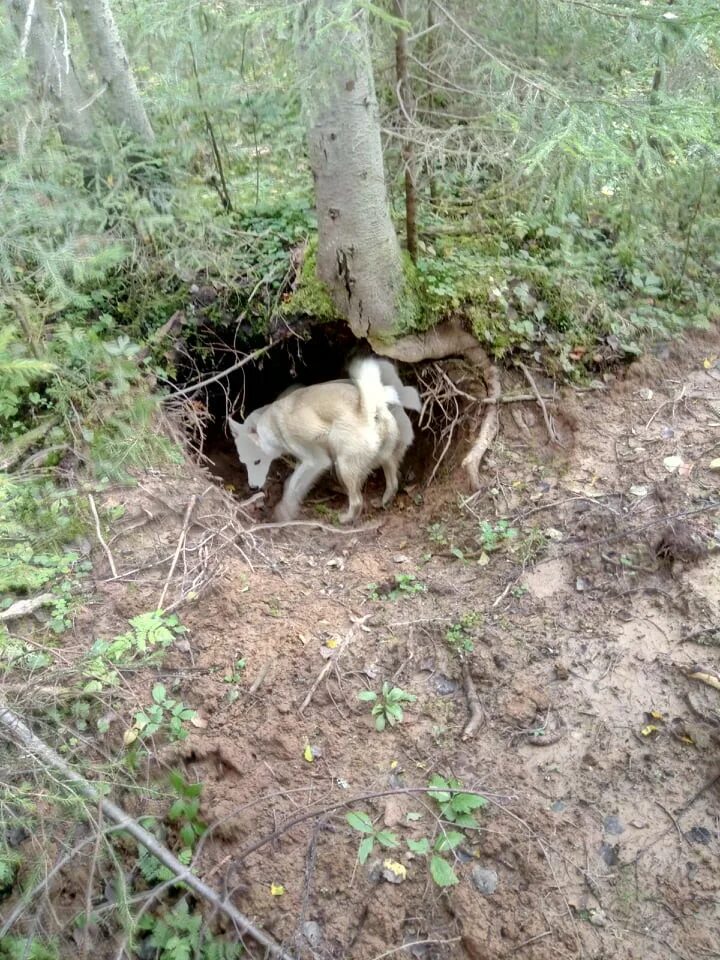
(228, 357, 420, 524)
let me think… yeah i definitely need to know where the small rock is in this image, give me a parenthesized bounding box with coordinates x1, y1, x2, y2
(431, 674, 460, 696)
(629, 485, 648, 498)
(550, 800, 567, 813)
(663, 454, 684, 473)
(471, 866, 498, 895)
(176, 639, 192, 654)
(600, 842, 619, 866)
(638, 388, 654, 401)
(393, 554, 411, 564)
(588, 907, 608, 927)
(686, 825, 713, 845)
(301, 921, 323, 948)
(709, 458, 720, 471)
(381, 859, 407, 884)
(603, 814, 625, 836)
(575, 576, 592, 592)
(554, 661, 569, 680)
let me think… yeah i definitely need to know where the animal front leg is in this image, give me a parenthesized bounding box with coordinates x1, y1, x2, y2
(275, 454, 331, 521)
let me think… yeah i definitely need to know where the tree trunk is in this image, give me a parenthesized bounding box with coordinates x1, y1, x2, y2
(299, 0, 405, 341)
(394, 0, 418, 261)
(70, 0, 154, 142)
(6, 0, 94, 148)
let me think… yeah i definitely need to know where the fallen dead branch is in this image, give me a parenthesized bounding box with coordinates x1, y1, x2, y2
(0, 593, 55, 622)
(0, 702, 296, 960)
(461, 661, 483, 740)
(516, 361, 563, 446)
(88, 494, 118, 578)
(168, 342, 276, 399)
(158, 493, 201, 611)
(299, 615, 371, 712)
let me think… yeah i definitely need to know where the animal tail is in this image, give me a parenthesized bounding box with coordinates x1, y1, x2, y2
(374, 358, 422, 412)
(348, 357, 399, 422)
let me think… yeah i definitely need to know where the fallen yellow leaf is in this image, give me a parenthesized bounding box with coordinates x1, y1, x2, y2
(383, 859, 407, 880)
(703, 356, 716, 369)
(640, 724, 659, 737)
(270, 883, 285, 896)
(326, 638, 338, 649)
(649, 709, 663, 721)
(390, 759, 398, 769)
(123, 728, 139, 746)
(303, 743, 314, 762)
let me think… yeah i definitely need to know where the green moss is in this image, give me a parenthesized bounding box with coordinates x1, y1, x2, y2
(281, 238, 340, 322)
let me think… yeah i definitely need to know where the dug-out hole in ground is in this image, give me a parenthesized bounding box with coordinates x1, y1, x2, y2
(179, 321, 438, 519)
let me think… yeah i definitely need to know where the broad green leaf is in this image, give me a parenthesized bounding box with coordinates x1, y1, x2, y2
(358, 836, 374, 865)
(358, 690, 377, 702)
(407, 837, 431, 855)
(375, 713, 386, 732)
(434, 830, 465, 852)
(376, 830, 400, 848)
(451, 793, 487, 814)
(152, 683, 166, 704)
(430, 855, 459, 888)
(346, 811, 374, 833)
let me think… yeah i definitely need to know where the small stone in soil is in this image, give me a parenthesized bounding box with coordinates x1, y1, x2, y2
(471, 866, 499, 895)
(603, 814, 625, 835)
(431, 673, 460, 695)
(301, 921, 323, 948)
(686, 825, 713, 845)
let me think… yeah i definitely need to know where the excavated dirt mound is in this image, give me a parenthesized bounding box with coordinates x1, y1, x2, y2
(8, 329, 720, 960)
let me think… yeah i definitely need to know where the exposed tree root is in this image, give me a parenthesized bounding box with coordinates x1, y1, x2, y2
(370, 320, 500, 489)
(461, 661, 484, 740)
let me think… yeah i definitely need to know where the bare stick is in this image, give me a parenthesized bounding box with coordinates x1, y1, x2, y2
(158, 494, 199, 611)
(168, 343, 274, 398)
(517, 362, 563, 446)
(461, 661, 483, 740)
(0, 593, 54, 622)
(299, 616, 370, 713)
(88, 494, 118, 578)
(0, 702, 295, 960)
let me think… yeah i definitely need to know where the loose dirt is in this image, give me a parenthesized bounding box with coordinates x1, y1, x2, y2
(9, 331, 720, 960)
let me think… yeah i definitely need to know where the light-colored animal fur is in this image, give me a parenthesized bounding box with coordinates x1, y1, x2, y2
(228, 358, 419, 524)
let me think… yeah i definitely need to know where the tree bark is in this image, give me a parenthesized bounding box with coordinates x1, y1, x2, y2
(394, 0, 418, 261)
(299, 0, 405, 340)
(6, 0, 95, 148)
(70, 0, 154, 142)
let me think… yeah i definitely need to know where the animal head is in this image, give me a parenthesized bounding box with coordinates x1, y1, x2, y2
(228, 411, 274, 488)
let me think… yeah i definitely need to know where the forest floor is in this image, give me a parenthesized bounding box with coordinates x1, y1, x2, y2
(7, 328, 720, 960)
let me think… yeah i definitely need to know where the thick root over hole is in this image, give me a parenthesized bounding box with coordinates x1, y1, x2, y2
(370, 320, 500, 489)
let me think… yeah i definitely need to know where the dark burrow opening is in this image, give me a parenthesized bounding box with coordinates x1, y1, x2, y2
(191, 321, 438, 520)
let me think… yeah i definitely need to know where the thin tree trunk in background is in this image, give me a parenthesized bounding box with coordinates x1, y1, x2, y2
(299, 0, 405, 341)
(394, 0, 418, 261)
(425, 0, 440, 204)
(70, 0, 154, 142)
(6, 0, 95, 148)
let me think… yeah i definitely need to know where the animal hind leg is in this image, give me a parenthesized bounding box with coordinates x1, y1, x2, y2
(334, 455, 368, 525)
(380, 456, 400, 507)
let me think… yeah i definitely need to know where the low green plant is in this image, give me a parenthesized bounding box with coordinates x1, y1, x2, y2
(84, 611, 186, 692)
(358, 682, 417, 731)
(127, 683, 197, 744)
(477, 519, 519, 553)
(445, 612, 482, 657)
(136, 899, 243, 960)
(346, 810, 400, 864)
(367, 573, 426, 601)
(428, 774, 488, 828)
(0, 937, 59, 960)
(222, 658, 246, 683)
(167, 770, 206, 862)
